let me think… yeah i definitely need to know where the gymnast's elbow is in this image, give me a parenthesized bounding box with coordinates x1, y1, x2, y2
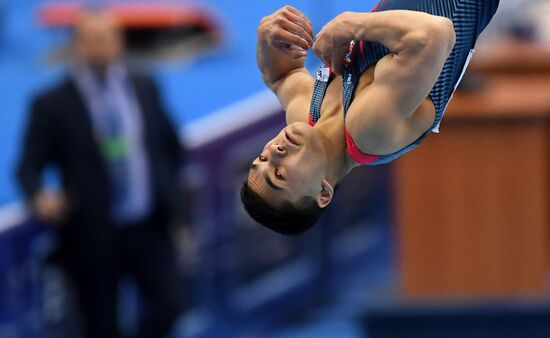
(427, 17, 456, 55)
(434, 17, 456, 54)
(404, 17, 456, 56)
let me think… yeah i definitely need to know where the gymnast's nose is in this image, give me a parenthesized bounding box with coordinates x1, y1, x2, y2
(268, 143, 286, 160)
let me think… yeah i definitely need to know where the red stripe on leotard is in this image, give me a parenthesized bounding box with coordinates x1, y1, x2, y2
(359, 40, 367, 64)
(309, 118, 380, 165)
(372, 0, 390, 12)
(344, 124, 380, 165)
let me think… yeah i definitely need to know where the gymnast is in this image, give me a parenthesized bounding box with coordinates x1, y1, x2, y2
(241, 0, 500, 235)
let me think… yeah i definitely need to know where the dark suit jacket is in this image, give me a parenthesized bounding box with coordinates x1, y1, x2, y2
(16, 71, 185, 263)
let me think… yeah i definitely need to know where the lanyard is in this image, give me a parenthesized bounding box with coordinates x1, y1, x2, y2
(73, 65, 132, 162)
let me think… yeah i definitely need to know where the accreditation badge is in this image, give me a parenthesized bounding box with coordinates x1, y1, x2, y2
(316, 67, 331, 83)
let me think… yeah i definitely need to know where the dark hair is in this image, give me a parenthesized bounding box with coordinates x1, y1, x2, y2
(240, 181, 326, 235)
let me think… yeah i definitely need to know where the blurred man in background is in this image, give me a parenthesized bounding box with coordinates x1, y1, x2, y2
(16, 9, 186, 338)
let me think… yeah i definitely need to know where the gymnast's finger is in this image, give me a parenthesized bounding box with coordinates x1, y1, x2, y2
(279, 18, 313, 47)
(330, 52, 346, 75)
(284, 6, 311, 24)
(288, 44, 308, 59)
(272, 28, 310, 51)
(312, 40, 329, 64)
(282, 10, 314, 43)
(316, 51, 331, 67)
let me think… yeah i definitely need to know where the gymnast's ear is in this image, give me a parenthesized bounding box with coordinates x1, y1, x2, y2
(315, 179, 334, 209)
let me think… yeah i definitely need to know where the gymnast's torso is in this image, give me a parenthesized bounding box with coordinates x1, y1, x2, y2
(306, 0, 500, 166)
(307, 57, 438, 163)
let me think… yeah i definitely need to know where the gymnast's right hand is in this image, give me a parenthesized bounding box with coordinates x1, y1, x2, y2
(257, 6, 314, 59)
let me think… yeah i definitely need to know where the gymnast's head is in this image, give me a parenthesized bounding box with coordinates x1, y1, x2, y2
(241, 122, 336, 235)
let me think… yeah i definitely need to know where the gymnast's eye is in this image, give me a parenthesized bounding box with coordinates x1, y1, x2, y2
(259, 155, 267, 161)
(275, 169, 284, 180)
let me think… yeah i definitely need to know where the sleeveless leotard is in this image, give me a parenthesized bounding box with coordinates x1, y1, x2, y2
(308, 0, 500, 165)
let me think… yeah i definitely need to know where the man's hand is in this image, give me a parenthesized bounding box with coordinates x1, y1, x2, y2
(258, 6, 314, 60)
(313, 12, 361, 75)
(169, 226, 201, 272)
(33, 190, 69, 225)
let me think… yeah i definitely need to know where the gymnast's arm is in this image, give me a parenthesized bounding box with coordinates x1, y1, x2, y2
(315, 10, 455, 125)
(257, 6, 315, 124)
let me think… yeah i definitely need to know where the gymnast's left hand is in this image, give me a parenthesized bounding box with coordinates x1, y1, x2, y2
(313, 11, 360, 75)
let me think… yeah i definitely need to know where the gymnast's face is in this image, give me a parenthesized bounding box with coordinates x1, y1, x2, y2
(247, 122, 328, 207)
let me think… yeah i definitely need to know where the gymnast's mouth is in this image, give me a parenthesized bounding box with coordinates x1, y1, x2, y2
(285, 130, 300, 147)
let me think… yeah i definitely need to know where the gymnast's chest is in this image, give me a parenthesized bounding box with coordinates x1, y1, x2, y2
(319, 65, 376, 121)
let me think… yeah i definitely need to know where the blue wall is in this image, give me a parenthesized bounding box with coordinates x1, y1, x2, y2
(0, 0, 378, 206)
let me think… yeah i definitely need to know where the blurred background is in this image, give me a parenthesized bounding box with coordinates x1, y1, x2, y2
(1, 1, 550, 338)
